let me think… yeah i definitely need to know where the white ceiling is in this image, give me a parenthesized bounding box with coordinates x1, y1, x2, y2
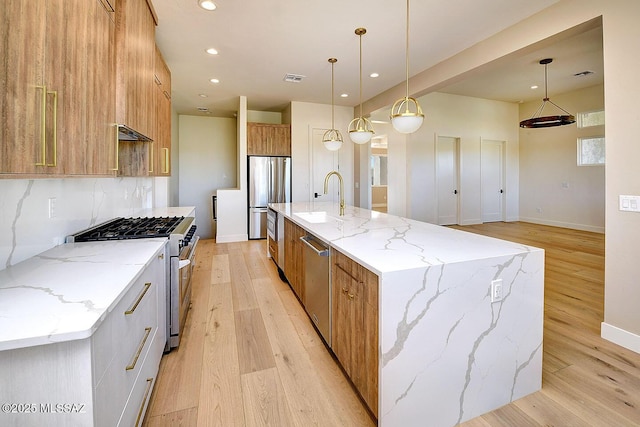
(153, 0, 603, 118)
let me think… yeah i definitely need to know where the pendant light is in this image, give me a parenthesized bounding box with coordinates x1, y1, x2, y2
(520, 58, 575, 128)
(348, 28, 375, 145)
(323, 58, 343, 151)
(390, 0, 424, 134)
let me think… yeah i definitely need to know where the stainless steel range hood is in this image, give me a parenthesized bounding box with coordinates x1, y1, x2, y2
(118, 124, 152, 142)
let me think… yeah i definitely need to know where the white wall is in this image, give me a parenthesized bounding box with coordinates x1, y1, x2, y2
(519, 84, 605, 232)
(178, 115, 237, 239)
(289, 101, 354, 204)
(0, 177, 155, 268)
(362, 0, 640, 353)
(216, 96, 248, 243)
(401, 92, 519, 225)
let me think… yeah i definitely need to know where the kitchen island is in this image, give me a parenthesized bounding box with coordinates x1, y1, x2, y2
(269, 201, 544, 426)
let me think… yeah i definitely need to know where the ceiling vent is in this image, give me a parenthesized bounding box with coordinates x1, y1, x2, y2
(574, 70, 594, 77)
(283, 73, 306, 83)
(197, 107, 209, 112)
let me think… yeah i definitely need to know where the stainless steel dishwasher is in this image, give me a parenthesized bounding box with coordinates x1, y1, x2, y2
(300, 234, 331, 346)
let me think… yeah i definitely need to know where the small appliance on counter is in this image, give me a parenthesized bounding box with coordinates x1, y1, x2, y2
(66, 215, 198, 351)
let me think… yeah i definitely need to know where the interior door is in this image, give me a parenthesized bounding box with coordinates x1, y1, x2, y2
(311, 128, 339, 202)
(436, 136, 459, 225)
(481, 140, 505, 222)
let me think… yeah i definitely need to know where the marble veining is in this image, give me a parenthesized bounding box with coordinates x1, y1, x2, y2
(6, 180, 33, 269)
(270, 202, 544, 426)
(0, 239, 166, 351)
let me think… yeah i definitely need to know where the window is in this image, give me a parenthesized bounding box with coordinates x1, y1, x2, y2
(577, 136, 605, 166)
(577, 109, 605, 128)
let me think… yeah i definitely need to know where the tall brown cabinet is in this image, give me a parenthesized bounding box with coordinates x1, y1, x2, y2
(0, 0, 116, 176)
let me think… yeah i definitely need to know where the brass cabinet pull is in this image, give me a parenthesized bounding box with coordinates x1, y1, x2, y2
(47, 89, 57, 167)
(342, 287, 349, 295)
(35, 85, 47, 166)
(125, 327, 152, 371)
(158, 253, 164, 260)
(125, 282, 152, 315)
(134, 378, 154, 427)
(148, 142, 154, 173)
(110, 124, 119, 171)
(162, 148, 169, 173)
(348, 292, 355, 300)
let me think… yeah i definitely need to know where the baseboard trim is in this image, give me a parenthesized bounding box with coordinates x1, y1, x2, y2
(215, 234, 248, 243)
(601, 322, 640, 354)
(518, 217, 605, 234)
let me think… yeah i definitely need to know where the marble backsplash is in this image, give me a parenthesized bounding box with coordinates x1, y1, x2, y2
(0, 177, 156, 269)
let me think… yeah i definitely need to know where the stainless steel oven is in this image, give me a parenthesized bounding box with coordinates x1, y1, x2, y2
(172, 232, 198, 349)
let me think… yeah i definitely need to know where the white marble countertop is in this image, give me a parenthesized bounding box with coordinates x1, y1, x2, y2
(269, 201, 539, 275)
(0, 239, 166, 352)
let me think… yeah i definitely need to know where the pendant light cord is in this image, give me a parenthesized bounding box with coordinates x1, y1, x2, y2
(405, 0, 410, 100)
(331, 60, 335, 129)
(359, 32, 363, 119)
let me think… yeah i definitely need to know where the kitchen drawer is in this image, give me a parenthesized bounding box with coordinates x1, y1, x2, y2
(268, 235, 278, 262)
(95, 325, 157, 427)
(118, 326, 164, 427)
(93, 264, 158, 385)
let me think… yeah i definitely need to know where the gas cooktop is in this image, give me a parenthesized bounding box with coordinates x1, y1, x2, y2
(68, 217, 186, 242)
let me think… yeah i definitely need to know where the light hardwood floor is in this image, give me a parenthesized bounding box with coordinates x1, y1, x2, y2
(144, 222, 640, 426)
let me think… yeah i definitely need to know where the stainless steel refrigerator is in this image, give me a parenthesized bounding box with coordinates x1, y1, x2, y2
(248, 156, 291, 239)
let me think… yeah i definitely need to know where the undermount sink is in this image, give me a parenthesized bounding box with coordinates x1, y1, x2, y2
(293, 211, 343, 224)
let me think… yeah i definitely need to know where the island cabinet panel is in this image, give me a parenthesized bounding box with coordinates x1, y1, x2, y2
(247, 123, 291, 156)
(283, 217, 305, 304)
(331, 249, 379, 417)
(0, 0, 116, 176)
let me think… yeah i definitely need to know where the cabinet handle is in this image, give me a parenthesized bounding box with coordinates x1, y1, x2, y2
(342, 287, 349, 295)
(47, 89, 57, 167)
(35, 86, 47, 166)
(162, 148, 169, 173)
(125, 282, 152, 315)
(126, 327, 152, 371)
(158, 253, 164, 260)
(335, 263, 359, 283)
(148, 142, 154, 173)
(110, 124, 119, 171)
(134, 377, 154, 427)
(348, 292, 355, 300)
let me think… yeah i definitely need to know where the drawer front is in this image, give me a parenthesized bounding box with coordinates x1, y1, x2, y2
(93, 261, 158, 385)
(118, 327, 164, 427)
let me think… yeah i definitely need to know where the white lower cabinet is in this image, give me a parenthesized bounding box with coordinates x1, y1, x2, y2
(0, 247, 166, 427)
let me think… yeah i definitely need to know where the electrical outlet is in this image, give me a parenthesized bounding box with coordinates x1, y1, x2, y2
(48, 197, 56, 219)
(491, 279, 503, 303)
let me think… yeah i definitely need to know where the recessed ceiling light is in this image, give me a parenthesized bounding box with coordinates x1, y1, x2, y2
(198, 0, 216, 11)
(530, 85, 539, 89)
(199, 94, 208, 98)
(210, 78, 220, 84)
(370, 73, 379, 78)
(340, 93, 348, 98)
(205, 48, 218, 55)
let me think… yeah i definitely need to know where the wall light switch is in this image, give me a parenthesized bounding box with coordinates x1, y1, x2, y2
(619, 195, 640, 212)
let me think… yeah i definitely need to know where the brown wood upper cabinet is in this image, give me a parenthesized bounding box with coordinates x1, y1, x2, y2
(331, 249, 379, 417)
(0, 0, 116, 176)
(247, 123, 291, 156)
(284, 218, 305, 304)
(150, 45, 172, 176)
(113, 0, 156, 176)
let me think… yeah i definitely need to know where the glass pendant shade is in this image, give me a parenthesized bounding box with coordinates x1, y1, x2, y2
(391, 96, 424, 134)
(390, 0, 424, 134)
(323, 58, 343, 151)
(348, 117, 374, 144)
(323, 129, 343, 151)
